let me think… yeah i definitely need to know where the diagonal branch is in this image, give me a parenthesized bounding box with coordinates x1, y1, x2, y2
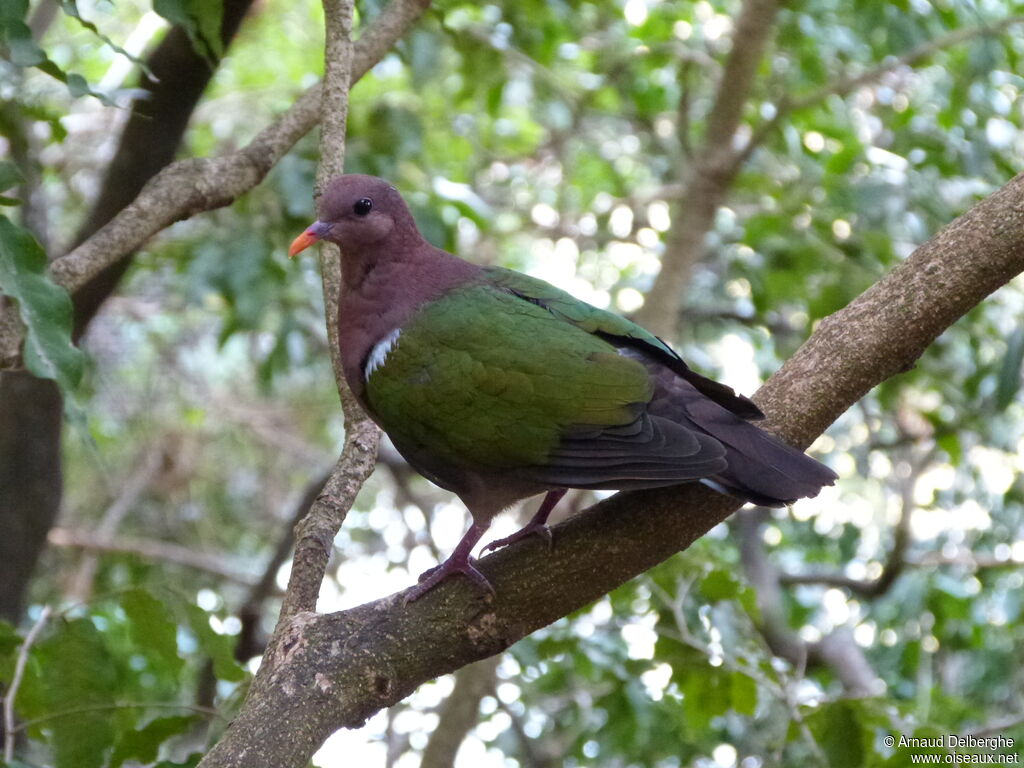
(633, 0, 781, 338)
(196, 166, 1024, 768)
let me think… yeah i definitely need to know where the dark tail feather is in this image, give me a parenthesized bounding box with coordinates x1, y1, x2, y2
(678, 390, 837, 507)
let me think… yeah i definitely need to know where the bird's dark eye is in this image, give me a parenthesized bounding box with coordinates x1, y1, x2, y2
(353, 198, 373, 216)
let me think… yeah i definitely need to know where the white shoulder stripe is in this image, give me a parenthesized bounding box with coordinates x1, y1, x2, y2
(365, 328, 402, 381)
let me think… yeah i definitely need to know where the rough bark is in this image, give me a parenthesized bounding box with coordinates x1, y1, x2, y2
(0, 371, 62, 622)
(275, 0, 385, 629)
(196, 168, 1024, 767)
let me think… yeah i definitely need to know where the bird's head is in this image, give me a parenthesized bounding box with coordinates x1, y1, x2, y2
(289, 174, 415, 257)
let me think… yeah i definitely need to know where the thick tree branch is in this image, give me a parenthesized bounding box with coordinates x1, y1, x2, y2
(194, 170, 1024, 768)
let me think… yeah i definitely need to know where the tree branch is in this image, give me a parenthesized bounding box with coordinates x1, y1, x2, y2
(3, 606, 51, 763)
(47, 528, 257, 586)
(737, 15, 1024, 165)
(197, 2, 380, 764)
(634, 0, 781, 338)
(274, 0, 383, 631)
(420, 657, 501, 768)
(233, 471, 332, 662)
(194, 169, 1024, 768)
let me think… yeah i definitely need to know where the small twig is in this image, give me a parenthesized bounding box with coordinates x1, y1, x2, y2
(67, 441, 170, 599)
(4, 606, 52, 763)
(14, 700, 224, 734)
(966, 710, 1024, 738)
(48, 528, 257, 585)
(736, 15, 1024, 164)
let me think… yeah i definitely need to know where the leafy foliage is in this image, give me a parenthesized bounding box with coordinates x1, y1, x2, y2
(0, 589, 246, 768)
(0, 215, 83, 392)
(2, 0, 1024, 766)
(0, 0, 113, 103)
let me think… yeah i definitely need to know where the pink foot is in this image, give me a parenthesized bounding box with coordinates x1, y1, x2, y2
(403, 558, 494, 604)
(481, 521, 552, 554)
(481, 489, 567, 555)
(403, 522, 494, 604)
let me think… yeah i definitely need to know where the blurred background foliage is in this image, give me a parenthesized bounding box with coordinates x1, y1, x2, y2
(1, 0, 1024, 766)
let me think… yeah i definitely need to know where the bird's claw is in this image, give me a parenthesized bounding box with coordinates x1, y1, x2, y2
(403, 558, 495, 604)
(481, 523, 553, 554)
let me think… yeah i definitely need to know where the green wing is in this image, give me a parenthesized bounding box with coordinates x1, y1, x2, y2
(483, 267, 763, 420)
(365, 282, 652, 470)
(365, 278, 729, 488)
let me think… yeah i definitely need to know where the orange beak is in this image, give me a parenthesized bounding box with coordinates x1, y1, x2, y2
(288, 227, 322, 258)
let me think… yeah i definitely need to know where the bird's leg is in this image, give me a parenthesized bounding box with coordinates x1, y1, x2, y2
(404, 521, 493, 604)
(481, 489, 567, 554)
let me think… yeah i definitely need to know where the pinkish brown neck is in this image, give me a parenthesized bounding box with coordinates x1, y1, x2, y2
(335, 240, 482, 402)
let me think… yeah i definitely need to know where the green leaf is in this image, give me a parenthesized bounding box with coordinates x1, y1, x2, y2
(805, 700, 866, 768)
(730, 670, 757, 717)
(0, 18, 114, 104)
(0, 619, 21, 667)
(119, 589, 184, 678)
(153, 0, 224, 62)
(995, 326, 1024, 411)
(680, 666, 731, 733)
(56, 2, 153, 76)
(110, 715, 201, 768)
(26, 619, 120, 768)
(700, 568, 741, 601)
(0, 216, 85, 393)
(0, 161, 25, 195)
(184, 604, 246, 683)
(0, 17, 47, 65)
